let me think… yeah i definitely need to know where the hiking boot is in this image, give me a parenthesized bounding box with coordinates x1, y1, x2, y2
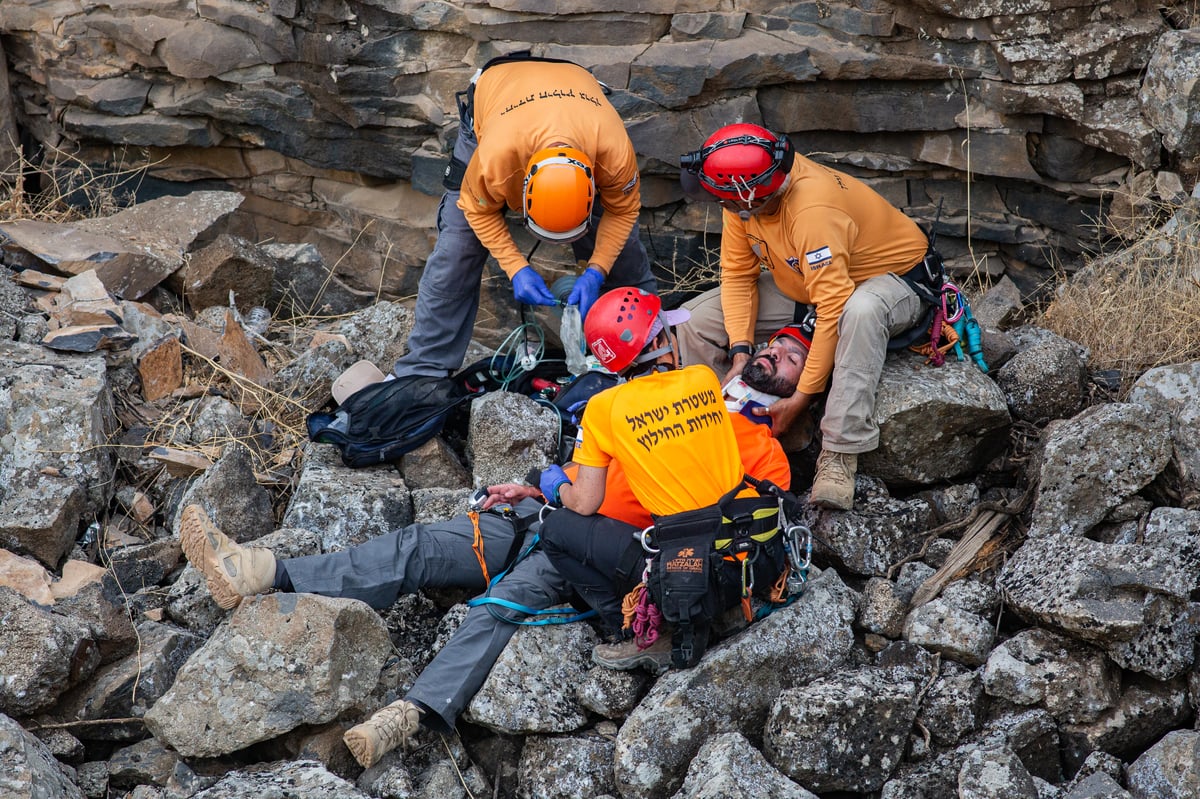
(593, 635, 673, 674)
(343, 699, 422, 768)
(179, 504, 275, 610)
(810, 450, 858, 511)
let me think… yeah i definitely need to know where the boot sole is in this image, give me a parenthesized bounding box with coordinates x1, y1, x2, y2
(180, 505, 244, 610)
(592, 648, 671, 675)
(810, 494, 853, 511)
(343, 726, 384, 768)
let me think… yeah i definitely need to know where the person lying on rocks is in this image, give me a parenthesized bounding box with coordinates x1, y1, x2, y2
(536, 289, 798, 673)
(178, 294, 804, 768)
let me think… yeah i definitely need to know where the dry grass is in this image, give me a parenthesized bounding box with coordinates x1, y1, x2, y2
(0, 143, 156, 224)
(1040, 199, 1200, 393)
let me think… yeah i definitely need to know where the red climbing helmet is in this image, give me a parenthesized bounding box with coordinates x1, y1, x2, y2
(679, 123, 793, 204)
(585, 288, 662, 373)
(584, 288, 691, 373)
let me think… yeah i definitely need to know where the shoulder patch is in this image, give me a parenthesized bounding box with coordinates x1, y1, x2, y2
(805, 246, 833, 269)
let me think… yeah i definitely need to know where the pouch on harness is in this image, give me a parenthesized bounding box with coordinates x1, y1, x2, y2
(645, 477, 793, 669)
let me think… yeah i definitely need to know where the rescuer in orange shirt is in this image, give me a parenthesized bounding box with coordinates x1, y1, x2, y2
(675, 123, 945, 512)
(392, 53, 656, 381)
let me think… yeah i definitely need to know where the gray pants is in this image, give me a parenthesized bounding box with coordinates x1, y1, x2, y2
(393, 107, 657, 379)
(281, 504, 536, 609)
(281, 500, 574, 734)
(677, 271, 923, 453)
(405, 546, 571, 733)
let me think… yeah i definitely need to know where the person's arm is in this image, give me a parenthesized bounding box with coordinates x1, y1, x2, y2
(719, 214, 762, 351)
(559, 464, 607, 515)
(586, 133, 641, 273)
(789, 209, 856, 396)
(457, 150, 529, 278)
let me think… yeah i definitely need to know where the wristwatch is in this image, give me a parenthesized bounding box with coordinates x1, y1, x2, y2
(728, 344, 753, 359)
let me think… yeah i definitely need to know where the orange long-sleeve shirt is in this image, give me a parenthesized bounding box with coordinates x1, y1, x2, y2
(457, 61, 642, 279)
(719, 154, 929, 395)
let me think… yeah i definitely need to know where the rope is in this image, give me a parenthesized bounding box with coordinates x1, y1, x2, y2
(467, 510, 490, 585)
(620, 583, 662, 648)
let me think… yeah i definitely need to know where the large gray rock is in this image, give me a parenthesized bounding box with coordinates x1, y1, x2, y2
(1140, 29, 1200, 158)
(1029, 403, 1173, 538)
(1125, 729, 1200, 799)
(862, 356, 1011, 486)
(467, 391, 560, 488)
(191, 760, 371, 798)
(281, 442, 412, 551)
(982, 629, 1120, 724)
(803, 479, 935, 577)
(0, 587, 100, 716)
(670, 732, 818, 799)
(613, 569, 857, 799)
(144, 593, 391, 757)
(465, 620, 596, 734)
(0, 341, 115, 566)
(764, 665, 922, 793)
(994, 327, 1089, 424)
(999, 530, 1198, 679)
(518, 732, 617, 799)
(0, 712, 86, 798)
(0, 191, 243, 299)
(1059, 677, 1191, 777)
(1128, 362, 1200, 508)
(957, 743, 1039, 799)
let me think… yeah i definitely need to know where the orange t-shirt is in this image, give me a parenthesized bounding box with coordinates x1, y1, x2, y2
(457, 61, 642, 278)
(719, 154, 929, 395)
(568, 407, 791, 530)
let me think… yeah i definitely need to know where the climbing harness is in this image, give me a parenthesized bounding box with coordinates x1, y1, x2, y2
(466, 504, 598, 626)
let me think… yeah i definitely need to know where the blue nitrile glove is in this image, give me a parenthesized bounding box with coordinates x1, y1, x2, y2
(512, 266, 557, 306)
(566, 266, 606, 320)
(539, 464, 572, 506)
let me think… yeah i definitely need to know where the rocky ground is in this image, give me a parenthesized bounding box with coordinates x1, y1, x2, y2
(2, 191, 1200, 798)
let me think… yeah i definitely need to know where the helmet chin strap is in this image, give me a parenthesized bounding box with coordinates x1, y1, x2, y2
(632, 311, 680, 368)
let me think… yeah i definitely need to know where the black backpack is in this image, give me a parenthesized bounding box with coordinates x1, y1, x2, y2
(306, 373, 474, 468)
(306, 352, 616, 469)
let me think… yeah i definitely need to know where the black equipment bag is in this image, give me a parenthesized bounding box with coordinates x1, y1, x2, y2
(306, 374, 474, 468)
(646, 480, 787, 669)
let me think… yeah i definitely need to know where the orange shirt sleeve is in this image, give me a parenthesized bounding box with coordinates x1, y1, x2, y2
(719, 212, 764, 347)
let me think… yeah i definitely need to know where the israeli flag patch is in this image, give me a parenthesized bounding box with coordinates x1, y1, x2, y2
(805, 246, 833, 268)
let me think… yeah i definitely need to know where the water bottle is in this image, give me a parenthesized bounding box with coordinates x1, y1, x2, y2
(560, 304, 588, 375)
(244, 306, 271, 337)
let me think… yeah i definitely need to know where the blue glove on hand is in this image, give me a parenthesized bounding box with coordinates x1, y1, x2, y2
(512, 266, 557, 306)
(566, 266, 606, 320)
(539, 464, 572, 506)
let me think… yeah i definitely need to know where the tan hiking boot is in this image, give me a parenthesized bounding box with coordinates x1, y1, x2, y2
(179, 504, 275, 610)
(810, 450, 858, 511)
(343, 699, 422, 768)
(593, 635, 673, 674)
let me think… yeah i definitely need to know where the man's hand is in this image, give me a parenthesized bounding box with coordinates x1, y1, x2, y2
(722, 350, 751, 385)
(538, 465, 572, 506)
(512, 266, 557, 306)
(479, 483, 540, 510)
(764, 391, 814, 436)
(566, 266, 606, 320)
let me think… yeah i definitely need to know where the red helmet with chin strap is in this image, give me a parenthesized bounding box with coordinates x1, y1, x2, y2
(584, 288, 662, 374)
(680, 123, 793, 203)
